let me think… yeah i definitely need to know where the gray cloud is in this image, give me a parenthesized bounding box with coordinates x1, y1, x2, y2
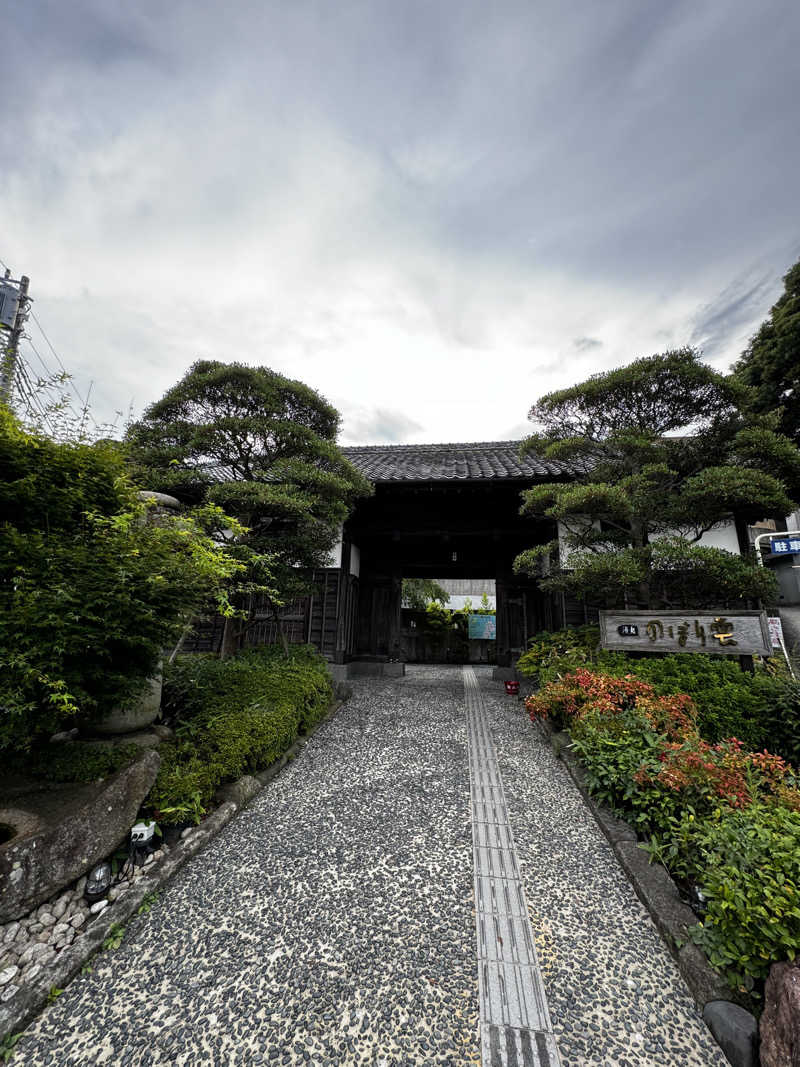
(573, 338, 603, 352)
(2, 1, 799, 442)
(341, 408, 425, 445)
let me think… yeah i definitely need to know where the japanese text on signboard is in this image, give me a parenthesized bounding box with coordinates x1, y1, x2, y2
(770, 537, 800, 554)
(599, 610, 771, 657)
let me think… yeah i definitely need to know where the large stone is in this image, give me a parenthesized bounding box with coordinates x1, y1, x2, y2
(677, 942, 733, 1007)
(215, 775, 261, 809)
(90, 672, 163, 736)
(760, 960, 800, 1067)
(702, 1001, 758, 1067)
(0, 751, 160, 923)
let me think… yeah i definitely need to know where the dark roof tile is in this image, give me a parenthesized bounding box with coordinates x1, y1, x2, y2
(341, 440, 563, 482)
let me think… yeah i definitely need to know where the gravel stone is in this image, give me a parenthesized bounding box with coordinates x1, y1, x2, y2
(51, 896, 69, 921)
(0, 965, 18, 986)
(477, 669, 727, 1066)
(15, 668, 730, 1066)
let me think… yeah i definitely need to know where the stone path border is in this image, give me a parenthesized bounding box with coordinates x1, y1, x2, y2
(464, 667, 562, 1066)
(0, 701, 342, 1044)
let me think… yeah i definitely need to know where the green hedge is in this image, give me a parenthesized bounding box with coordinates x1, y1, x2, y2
(517, 626, 800, 761)
(147, 644, 333, 822)
(14, 741, 141, 784)
(528, 661, 800, 995)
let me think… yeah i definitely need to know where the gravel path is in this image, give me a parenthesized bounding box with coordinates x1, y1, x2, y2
(18, 667, 480, 1066)
(15, 666, 726, 1066)
(477, 671, 728, 1067)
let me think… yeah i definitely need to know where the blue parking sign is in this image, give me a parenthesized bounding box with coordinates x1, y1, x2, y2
(770, 537, 800, 554)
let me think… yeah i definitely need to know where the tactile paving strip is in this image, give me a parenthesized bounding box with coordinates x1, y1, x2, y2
(464, 667, 562, 1067)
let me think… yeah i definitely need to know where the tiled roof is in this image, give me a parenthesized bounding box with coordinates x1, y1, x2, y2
(340, 441, 563, 483)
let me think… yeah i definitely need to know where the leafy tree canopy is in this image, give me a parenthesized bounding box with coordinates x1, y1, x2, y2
(515, 348, 799, 609)
(402, 578, 451, 611)
(126, 361, 372, 647)
(734, 258, 800, 444)
(0, 408, 247, 751)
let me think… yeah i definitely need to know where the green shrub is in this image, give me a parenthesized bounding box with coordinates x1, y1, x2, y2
(149, 645, 333, 821)
(530, 660, 800, 992)
(14, 742, 141, 784)
(0, 409, 246, 752)
(146, 743, 219, 821)
(516, 625, 600, 684)
(519, 625, 797, 755)
(598, 650, 794, 752)
(687, 804, 800, 991)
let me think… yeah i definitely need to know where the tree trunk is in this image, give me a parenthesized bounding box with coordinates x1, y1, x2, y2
(220, 615, 240, 660)
(168, 619, 194, 665)
(273, 605, 290, 657)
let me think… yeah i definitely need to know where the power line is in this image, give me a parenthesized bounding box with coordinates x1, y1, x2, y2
(2, 254, 110, 436)
(16, 355, 57, 436)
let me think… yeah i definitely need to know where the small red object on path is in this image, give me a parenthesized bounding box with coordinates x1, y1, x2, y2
(504, 680, 520, 695)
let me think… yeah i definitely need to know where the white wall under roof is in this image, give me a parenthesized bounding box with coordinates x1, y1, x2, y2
(557, 518, 741, 561)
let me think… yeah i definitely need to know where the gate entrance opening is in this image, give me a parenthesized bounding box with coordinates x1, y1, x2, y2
(185, 440, 572, 666)
(333, 441, 565, 668)
(400, 578, 496, 664)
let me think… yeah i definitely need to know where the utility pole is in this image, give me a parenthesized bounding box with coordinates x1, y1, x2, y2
(0, 271, 31, 407)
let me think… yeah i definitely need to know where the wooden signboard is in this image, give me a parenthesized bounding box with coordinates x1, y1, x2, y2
(599, 610, 772, 657)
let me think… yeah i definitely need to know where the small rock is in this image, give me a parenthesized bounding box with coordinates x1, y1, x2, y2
(144, 853, 154, 866)
(38, 911, 56, 928)
(49, 728, 78, 743)
(181, 828, 193, 840)
(75, 876, 87, 896)
(52, 896, 69, 920)
(51, 922, 70, 940)
(1, 983, 19, 1003)
(17, 946, 34, 968)
(0, 950, 19, 970)
(56, 927, 76, 949)
(70, 912, 87, 930)
(23, 963, 42, 983)
(0, 965, 18, 986)
(89, 900, 108, 915)
(28, 922, 43, 935)
(152, 849, 163, 862)
(36, 930, 53, 944)
(3, 922, 20, 944)
(18, 942, 49, 967)
(151, 724, 174, 740)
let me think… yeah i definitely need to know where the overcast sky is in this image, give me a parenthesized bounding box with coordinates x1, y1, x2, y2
(4, 1, 799, 444)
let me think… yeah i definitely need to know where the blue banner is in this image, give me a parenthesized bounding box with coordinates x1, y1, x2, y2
(468, 614, 496, 640)
(770, 537, 800, 554)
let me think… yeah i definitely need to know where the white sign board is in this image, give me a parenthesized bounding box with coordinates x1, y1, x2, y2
(768, 616, 785, 648)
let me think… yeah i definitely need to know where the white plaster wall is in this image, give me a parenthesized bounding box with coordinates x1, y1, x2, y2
(350, 543, 361, 577)
(326, 535, 343, 569)
(557, 517, 742, 559)
(691, 521, 740, 553)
